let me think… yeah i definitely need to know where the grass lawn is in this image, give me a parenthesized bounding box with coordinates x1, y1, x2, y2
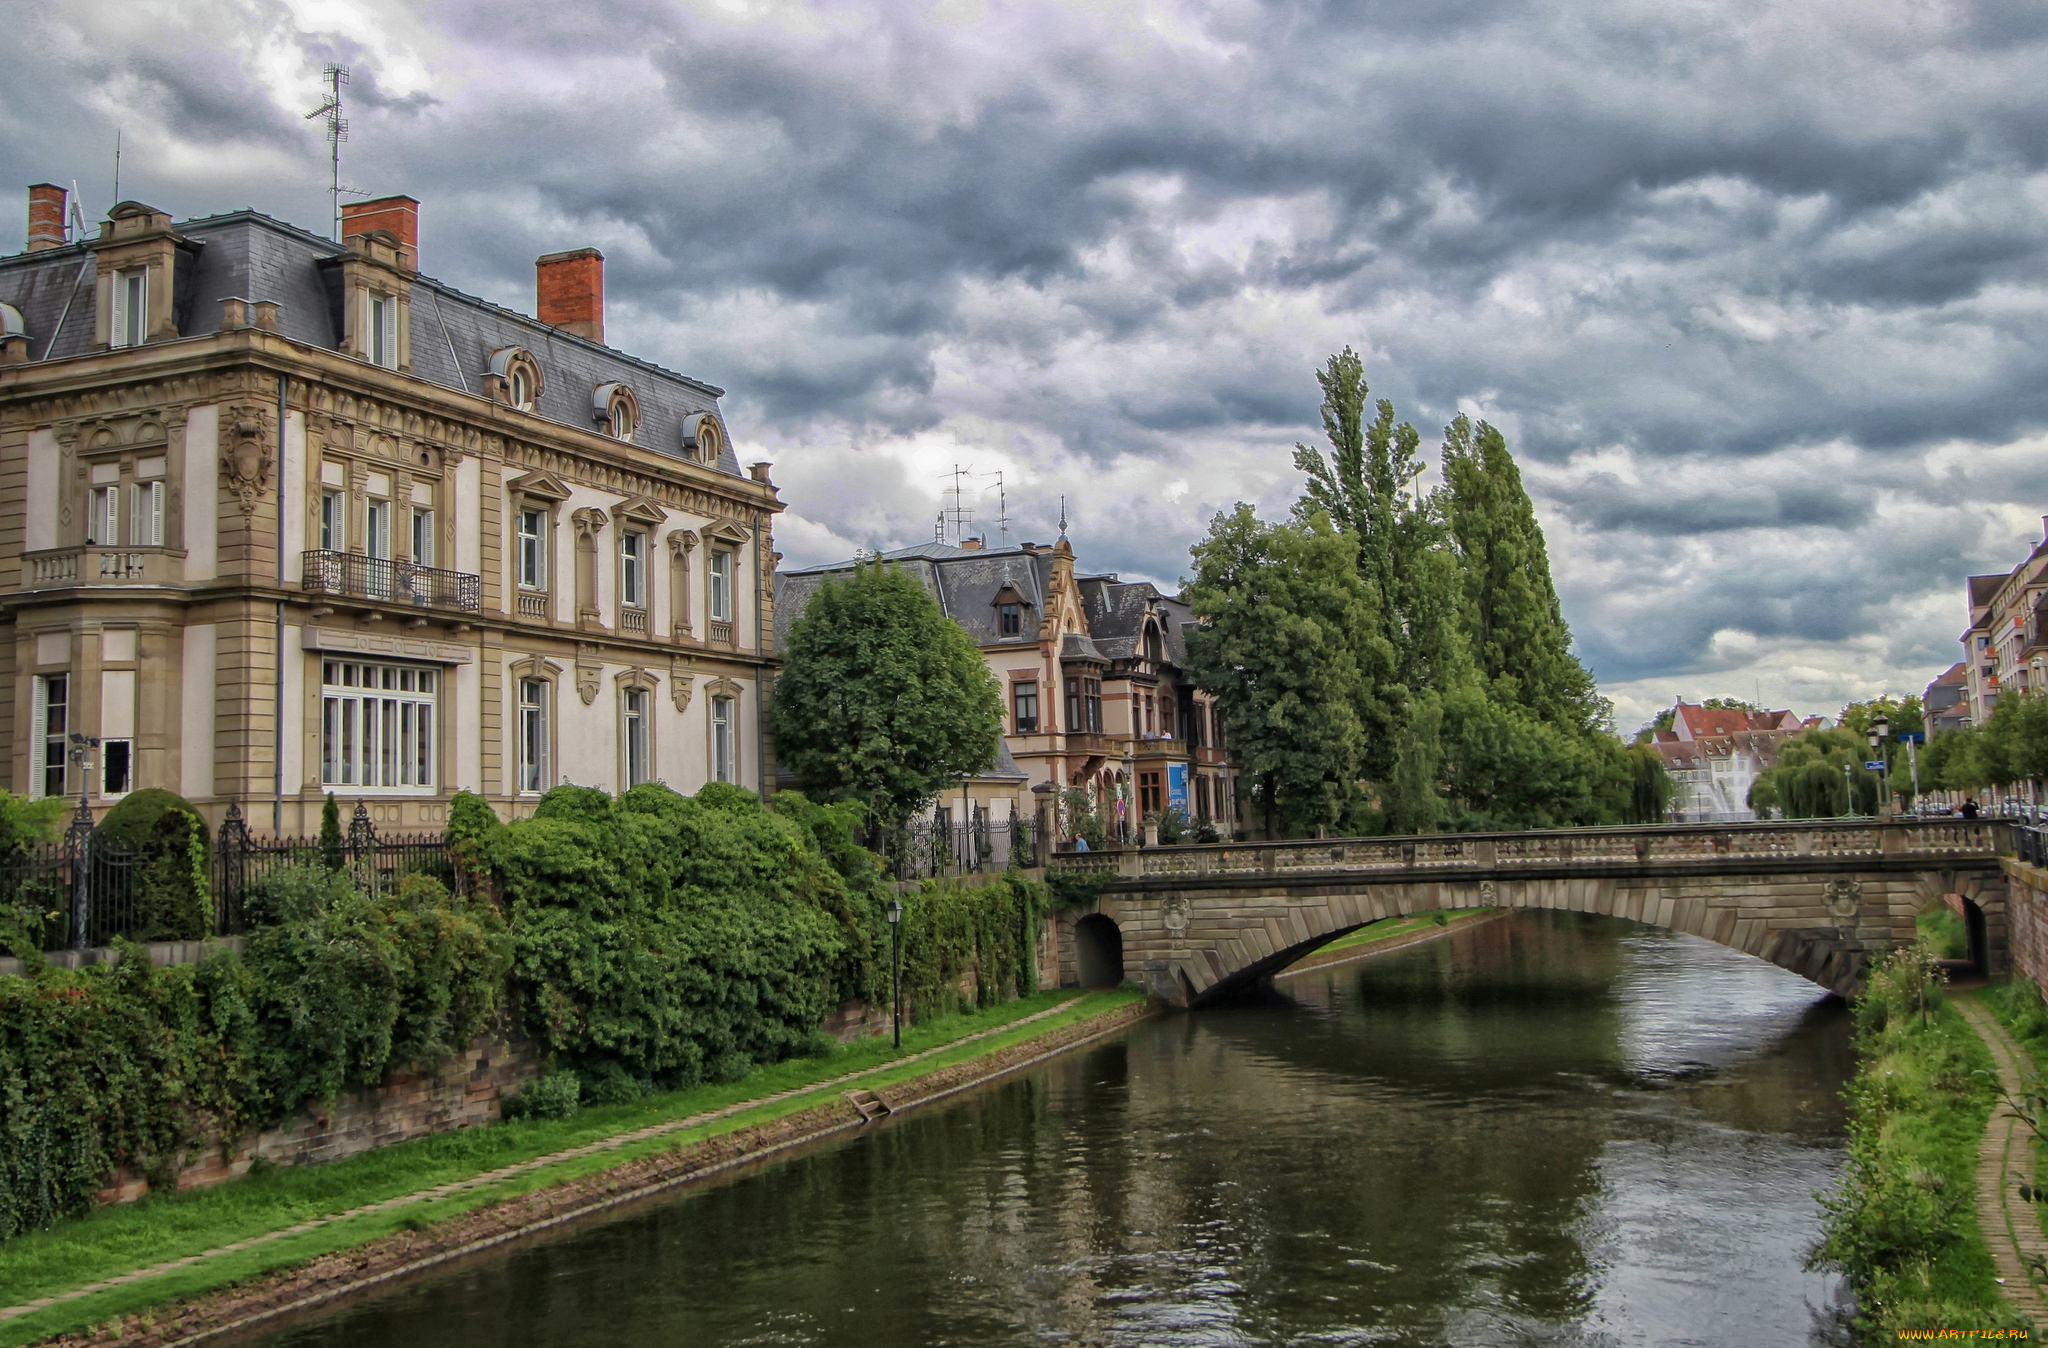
(1305, 907, 1496, 958)
(0, 987, 1143, 1347)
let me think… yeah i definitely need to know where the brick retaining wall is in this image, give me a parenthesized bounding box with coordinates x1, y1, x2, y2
(2004, 859, 2048, 989)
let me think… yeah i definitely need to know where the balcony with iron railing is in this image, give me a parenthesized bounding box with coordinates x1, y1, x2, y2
(301, 550, 481, 615)
(22, 546, 184, 587)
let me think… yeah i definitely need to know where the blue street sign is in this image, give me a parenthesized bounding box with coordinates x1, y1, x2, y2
(1864, 761, 1885, 771)
(1902, 732, 1926, 744)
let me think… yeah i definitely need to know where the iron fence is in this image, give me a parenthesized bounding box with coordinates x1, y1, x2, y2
(889, 806, 1038, 881)
(0, 798, 456, 954)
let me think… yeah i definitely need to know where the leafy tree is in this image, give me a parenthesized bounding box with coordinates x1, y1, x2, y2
(1439, 414, 1604, 735)
(1748, 727, 1882, 817)
(1383, 692, 1445, 834)
(1621, 744, 1675, 823)
(0, 791, 65, 855)
(1185, 505, 1382, 836)
(770, 561, 1004, 830)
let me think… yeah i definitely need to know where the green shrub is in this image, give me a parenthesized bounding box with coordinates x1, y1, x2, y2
(499, 1069, 580, 1122)
(444, 791, 503, 894)
(318, 794, 343, 872)
(97, 789, 210, 942)
(1915, 904, 1968, 961)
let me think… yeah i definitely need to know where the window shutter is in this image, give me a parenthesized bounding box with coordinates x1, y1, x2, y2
(108, 273, 128, 349)
(381, 294, 397, 368)
(29, 678, 47, 800)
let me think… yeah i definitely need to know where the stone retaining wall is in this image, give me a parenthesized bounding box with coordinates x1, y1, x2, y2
(99, 1033, 538, 1205)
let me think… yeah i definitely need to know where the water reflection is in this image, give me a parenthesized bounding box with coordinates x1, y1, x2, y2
(261, 912, 1852, 1347)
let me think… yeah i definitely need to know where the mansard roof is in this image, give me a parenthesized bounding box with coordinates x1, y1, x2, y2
(0, 207, 748, 479)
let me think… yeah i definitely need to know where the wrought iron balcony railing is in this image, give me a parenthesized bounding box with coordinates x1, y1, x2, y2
(301, 550, 481, 615)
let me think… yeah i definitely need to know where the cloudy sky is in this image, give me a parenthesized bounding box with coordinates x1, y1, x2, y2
(9, 0, 2048, 733)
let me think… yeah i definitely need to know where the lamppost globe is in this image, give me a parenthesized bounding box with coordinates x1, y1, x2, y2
(886, 898, 903, 926)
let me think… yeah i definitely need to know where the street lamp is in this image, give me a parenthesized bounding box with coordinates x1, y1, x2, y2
(1869, 715, 1891, 817)
(886, 896, 904, 1048)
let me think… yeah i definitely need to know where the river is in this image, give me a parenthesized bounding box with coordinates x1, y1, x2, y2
(261, 911, 1856, 1346)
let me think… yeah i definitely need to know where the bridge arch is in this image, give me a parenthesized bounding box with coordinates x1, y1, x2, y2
(1073, 913, 1125, 988)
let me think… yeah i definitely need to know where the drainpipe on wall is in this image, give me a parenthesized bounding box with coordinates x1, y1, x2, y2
(754, 509, 767, 799)
(274, 373, 288, 834)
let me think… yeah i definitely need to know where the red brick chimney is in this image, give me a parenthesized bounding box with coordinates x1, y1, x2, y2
(536, 249, 603, 343)
(340, 195, 419, 266)
(26, 184, 66, 252)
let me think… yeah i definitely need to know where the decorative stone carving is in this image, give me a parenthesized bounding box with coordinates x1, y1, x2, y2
(1825, 877, 1863, 922)
(220, 405, 272, 516)
(1162, 894, 1190, 934)
(669, 665, 695, 713)
(570, 507, 608, 540)
(575, 644, 602, 706)
(1478, 880, 1497, 905)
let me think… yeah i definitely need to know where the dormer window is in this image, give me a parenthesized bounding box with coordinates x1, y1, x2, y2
(682, 411, 722, 464)
(594, 383, 639, 442)
(489, 347, 545, 412)
(109, 268, 147, 349)
(1000, 603, 1021, 637)
(366, 290, 397, 369)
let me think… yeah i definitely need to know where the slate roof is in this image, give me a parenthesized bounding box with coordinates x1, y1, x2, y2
(0, 208, 745, 478)
(777, 541, 1057, 651)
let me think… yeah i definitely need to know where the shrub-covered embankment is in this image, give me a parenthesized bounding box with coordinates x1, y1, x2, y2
(0, 784, 1050, 1244)
(1810, 948, 2030, 1338)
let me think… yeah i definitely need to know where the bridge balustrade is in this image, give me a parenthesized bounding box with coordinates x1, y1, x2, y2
(1049, 819, 2006, 884)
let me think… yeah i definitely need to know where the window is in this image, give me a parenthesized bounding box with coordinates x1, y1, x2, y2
(999, 603, 1021, 637)
(621, 532, 645, 608)
(320, 660, 438, 792)
(364, 498, 392, 559)
(1196, 775, 1212, 822)
(1143, 694, 1155, 736)
(610, 401, 635, 442)
(517, 678, 549, 793)
(510, 365, 534, 411)
(623, 688, 650, 787)
(711, 695, 736, 784)
(1013, 681, 1039, 734)
(411, 508, 435, 569)
(1066, 677, 1080, 735)
(367, 291, 397, 369)
(321, 491, 346, 551)
(708, 550, 732, 622)
(109, 268, 146, 349)
(1063, 676, 1101, 733)
(129, 480, 164, 547)
(102, 740, 131, 797)
(32, 675, 66, 800)
(88, 486, 119, 546)
(1140, 771, 1162, 816)
(518, 509, 548, 589)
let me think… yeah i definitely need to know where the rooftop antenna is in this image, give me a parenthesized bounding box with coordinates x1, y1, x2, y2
(980, 469, 1011, 539)
(939, 463, 976, 544)
(933, 510, 944, 544)
(306, 64, 350, 240)
(67, 180, 87, 241)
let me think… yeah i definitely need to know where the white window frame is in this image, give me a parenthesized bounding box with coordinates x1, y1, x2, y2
(708, 549, 732, 622)
(621, 531, 645, 609)
(711, 693, 736, 784)
(411, 507, 435, 569)
(510, 365, 534, 412)
(87, 486, 119, 546)
(129, 480, 165, 547)
(622, 687, 650, 788)
(109, 268, 147, 349)
(319, 659, 440, 793)
(320, 491, 346, 551)
(31, 674, 68, 801)
(517, 509, 548, 590)
(367, 290, 397, 369)
(517, 677, 550, 794)
(364, 498, 392, 560)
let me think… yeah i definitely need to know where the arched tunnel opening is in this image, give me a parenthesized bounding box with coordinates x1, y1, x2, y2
(1916, 892, 1988, 980)
(1074, 913, 1125, 988)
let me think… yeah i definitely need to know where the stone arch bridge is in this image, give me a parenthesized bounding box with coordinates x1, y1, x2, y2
(1045, 820, 2007, 1006)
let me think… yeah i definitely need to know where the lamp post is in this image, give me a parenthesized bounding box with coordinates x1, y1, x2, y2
(1869, 714, 1891, 818)
(886, 896, 904, 1048)
(1842, 762, 1853, 818)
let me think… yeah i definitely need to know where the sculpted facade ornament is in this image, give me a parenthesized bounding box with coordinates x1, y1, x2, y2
(575, 644, 602, 706)
(1162, 894, 1190, 934)
(220, 405, 273, 516)
(1824, 877, 1863, 922)
(669, 661, 696, 713)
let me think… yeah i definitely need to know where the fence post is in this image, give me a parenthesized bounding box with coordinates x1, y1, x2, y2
(215, 800, 251, 935)
(65, 795, 94, 952)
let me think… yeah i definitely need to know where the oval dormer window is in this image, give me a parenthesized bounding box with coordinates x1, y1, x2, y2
(488, 347, 545, 412)
(682, 411, 722, 464)
(594, 382, 639, 443)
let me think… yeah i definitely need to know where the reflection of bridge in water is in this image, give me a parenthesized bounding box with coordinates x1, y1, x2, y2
(1045, 820, 2007, 1006)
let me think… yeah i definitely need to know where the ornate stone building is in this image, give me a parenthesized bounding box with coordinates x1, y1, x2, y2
(0, 187, 779, 832)
(775, 537, 1239, 841)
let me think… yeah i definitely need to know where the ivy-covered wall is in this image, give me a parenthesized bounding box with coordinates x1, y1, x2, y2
(0, 785, 1049, 1241)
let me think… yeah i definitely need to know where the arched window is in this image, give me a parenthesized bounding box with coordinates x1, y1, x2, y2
(594, 383, 639, 442)
(682, 411, 723, 464)
(488, 348, 545, 412)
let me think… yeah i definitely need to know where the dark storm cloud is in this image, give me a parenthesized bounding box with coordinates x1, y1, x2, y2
(7, 0, 2048, 719)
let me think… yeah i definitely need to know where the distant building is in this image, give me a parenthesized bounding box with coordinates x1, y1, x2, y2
(1960, 526, 2048, 725)
(1925, 662, 1971, 735)
(1648, 702, 1815, 821)
(775, 536, 1240, 842)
